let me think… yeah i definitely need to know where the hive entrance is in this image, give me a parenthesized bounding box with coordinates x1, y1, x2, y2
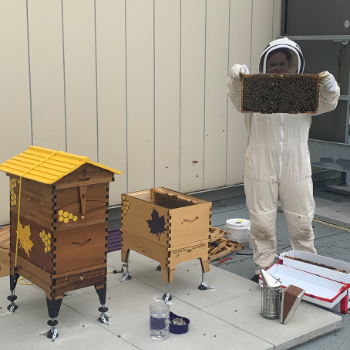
(242, 73, 319, 114)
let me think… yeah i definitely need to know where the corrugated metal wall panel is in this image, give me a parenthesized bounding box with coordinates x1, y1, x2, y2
(0, 0, 281, 225)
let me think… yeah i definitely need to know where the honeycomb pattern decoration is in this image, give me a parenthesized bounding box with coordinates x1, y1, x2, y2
(39, 230, 51, 253)
(58, 210, 78, 224)
(122, 195, 130, 215)
(10, 178, 19, 206)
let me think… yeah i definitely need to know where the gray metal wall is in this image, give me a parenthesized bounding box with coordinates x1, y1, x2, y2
(282, 0, 350, 143)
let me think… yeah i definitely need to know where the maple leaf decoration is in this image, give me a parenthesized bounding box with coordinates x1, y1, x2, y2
(147, 208, 166, 241)
(17, 222, 34, 257)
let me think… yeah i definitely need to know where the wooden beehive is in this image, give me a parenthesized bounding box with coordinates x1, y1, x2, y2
(0, 146, 121, 307)
(241, 73, 319, 114)
(121, 187, 211, 283)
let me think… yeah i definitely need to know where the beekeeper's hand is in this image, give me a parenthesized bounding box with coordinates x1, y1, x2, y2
(229, 64, 249, 80)
(319, 71, 336, 91)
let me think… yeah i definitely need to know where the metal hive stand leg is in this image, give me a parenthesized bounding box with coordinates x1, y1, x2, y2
(121, 249, 132, 281)
(162, 283, 172, 302)
(198, 258, 208, 291)
(46, 298, 62, 341)
(96, 284, 109, 325)
(7, 273, 20, 312)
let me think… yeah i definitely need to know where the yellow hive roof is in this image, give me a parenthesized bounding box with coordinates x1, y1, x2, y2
(0, 146, 122, 184)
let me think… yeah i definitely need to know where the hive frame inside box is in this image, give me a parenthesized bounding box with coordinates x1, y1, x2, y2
(280, 250, 350, 311)
(121, 187, 212, 296)
(261, 264, 348, 313)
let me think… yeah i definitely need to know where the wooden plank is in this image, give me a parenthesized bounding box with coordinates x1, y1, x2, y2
(0, 247, 10, 266)
(204, 0, 230, 189)
(169, 202, 211, 247)
(124, 189, 151, 202)
(95, 0, 127, 207)
(54, 222, 107, 275)
(0, 262, 10, 277)
(226, 0, 251, 186)
(10, 212, 53, 273)
(121, 233, 168, 266)
(180, 0, 206, 192)
(55, 182, 108, 208)
(154, 0, 180, 191)
(63, 0, 97, 160)
(209, 226, 225, 242)
(54, 164, 114, 189)
(11, 255, 52, 295)
(10, 179, 54, 230)
(52, 267, 105, 298)
(209, 238, 244, 261)
(168, 243, 209, 268)
(0, 225, 10, 249)
(121, 194, 170, 248)
(126, 0, 154, 192)
(27, 0, 66, 150)
(53, 263, 106, 279)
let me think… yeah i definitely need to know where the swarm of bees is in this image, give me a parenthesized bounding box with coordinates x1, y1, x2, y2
(154, 192, 194, 209)
(242, 73, 319, 114)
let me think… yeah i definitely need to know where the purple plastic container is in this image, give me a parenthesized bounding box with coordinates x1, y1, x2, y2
(169, 312, 190, 334)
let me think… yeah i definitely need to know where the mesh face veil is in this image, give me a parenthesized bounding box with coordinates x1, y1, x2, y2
(259, 37, 305, 74)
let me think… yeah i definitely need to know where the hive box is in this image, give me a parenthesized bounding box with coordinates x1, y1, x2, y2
(279, 250, 350, 311)
(121, 187, 211, 283)
(0, 146, 121, 328)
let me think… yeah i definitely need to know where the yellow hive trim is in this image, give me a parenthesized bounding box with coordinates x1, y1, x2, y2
(0, 146, 122, 184)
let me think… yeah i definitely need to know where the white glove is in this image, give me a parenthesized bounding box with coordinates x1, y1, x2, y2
(229, 64, 249, 80)
(319, 71, 336, 91)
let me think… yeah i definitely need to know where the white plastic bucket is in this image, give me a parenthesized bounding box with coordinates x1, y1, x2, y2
(226, 219, 250, 243)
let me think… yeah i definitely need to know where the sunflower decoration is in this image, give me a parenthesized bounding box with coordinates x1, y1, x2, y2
(121, 195, 130, 215)
(39, 230, 52, 253)
(16, 222, 34, 257)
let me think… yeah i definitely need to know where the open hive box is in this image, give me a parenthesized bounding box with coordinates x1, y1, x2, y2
(0, 225, 10, 277)
(121, 187, 211, 283)
(241, 73, 319, 114)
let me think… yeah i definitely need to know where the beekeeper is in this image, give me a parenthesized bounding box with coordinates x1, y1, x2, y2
(227, 38, 340, 282)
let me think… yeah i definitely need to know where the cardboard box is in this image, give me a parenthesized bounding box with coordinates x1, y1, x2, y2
(280, 250, 350, 311)
(261, 264, 347, 311)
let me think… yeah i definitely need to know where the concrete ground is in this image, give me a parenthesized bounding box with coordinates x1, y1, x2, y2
(0, 180, 349, 349)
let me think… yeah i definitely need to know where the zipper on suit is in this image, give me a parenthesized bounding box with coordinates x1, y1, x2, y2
(279, 113, 284, 179)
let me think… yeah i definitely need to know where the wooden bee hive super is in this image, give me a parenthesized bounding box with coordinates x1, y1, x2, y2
(242, 73, 319, 114)
(121, 187, 211, 283)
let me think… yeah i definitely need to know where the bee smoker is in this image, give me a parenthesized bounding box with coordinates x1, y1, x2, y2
(260, 269, 282, 319)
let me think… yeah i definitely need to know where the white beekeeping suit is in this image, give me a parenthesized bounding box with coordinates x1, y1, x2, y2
(227, 38, 340, 276)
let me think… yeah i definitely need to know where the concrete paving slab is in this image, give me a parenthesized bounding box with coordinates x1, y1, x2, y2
(0, 275, 46, 318)
(64, 279, 273, 350)
(203, 291, 342, 350)
(140, 264, 257, 309)
(0, 304, 136, 350)
(315, 202, 350, 229)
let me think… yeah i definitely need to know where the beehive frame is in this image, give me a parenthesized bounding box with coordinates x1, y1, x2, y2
(241, 73, 319, 114)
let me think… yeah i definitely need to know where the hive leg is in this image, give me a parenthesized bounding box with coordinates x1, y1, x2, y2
(161, 264, 175, 302)
(7, 273, 20, 312)
(198, 257, 210, 290)
(95, 284, 109, 325)
(121, 248, 132, 281)
(46, 297, 62, 341)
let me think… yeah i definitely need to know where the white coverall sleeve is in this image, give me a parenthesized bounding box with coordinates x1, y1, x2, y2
(227, 64, 249, 111)
(315, 72, 340, 116)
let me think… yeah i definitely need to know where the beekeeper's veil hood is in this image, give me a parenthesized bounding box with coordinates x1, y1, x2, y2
(259, 37, 305, 74)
